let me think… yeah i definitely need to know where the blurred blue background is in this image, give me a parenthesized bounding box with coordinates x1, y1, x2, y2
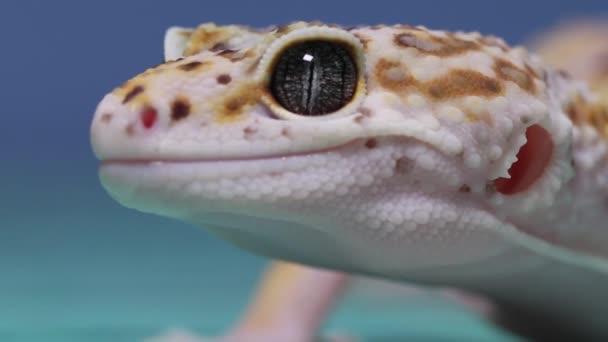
(1, 1, 607, 341)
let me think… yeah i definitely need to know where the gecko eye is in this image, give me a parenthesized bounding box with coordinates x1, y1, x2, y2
(270, 40, 357, 116)
(258, 26, 366, 120)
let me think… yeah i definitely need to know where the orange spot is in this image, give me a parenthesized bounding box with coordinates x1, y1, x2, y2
(494, 125, 553, 195)
(374, 58, 415, 92)
(566, 94, 608, 139)
(424, 69, 502, 100)
(394, 31, 480, 57)
(215, 82, 260, 123)
(494, 58, 536, 94)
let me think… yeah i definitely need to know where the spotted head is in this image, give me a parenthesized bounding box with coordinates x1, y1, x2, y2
(91, 22, 579, 277)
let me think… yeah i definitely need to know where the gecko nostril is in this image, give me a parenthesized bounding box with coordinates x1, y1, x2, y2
(140, 108, 158, 128)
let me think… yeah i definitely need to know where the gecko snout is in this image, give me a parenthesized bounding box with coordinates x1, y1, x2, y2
(90, 92, 167, 161)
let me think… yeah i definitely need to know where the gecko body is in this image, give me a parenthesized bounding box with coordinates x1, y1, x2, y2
(91, 22, 608, 340)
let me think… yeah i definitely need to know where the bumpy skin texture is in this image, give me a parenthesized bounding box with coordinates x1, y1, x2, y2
(91, 22, 608, 339)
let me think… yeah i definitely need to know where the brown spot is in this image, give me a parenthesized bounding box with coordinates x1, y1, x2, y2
(395, 157, 414, 174)
(564, 94, 608, 139)
(219, 49, 254, 62)
(210, 42, 229, 52)
(178, 61, 206, 72)
(360, 107, 372, 117)
(215, 82, 260, 123)
(217, 74, 232, 84)
(281, 127, 291, 137)
(459, 184, 471, 193)
(374, 59, 415, 92)
(226, 98, 244, 112)
(171, 98, 191, 121)
(365, 138, 378, 149)
(494, 58, 536, 93)
(243, 126, 257, 139)
(216, 48, 238, 56)
(424, 69, 502, 100)
(125, 123, 135, 136)
(100, 113, 113, 123)
(122, 85, 144, 104)
(394, 30, 480, 57)
(183, 25, 232, 56)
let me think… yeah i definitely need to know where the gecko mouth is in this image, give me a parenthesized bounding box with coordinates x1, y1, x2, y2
(99, 139, 380, 212)
(100, 137, 394, 168)
(99, 137, 378, 166)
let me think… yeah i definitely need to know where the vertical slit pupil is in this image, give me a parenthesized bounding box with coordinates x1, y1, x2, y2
(269, 40, 357, 116)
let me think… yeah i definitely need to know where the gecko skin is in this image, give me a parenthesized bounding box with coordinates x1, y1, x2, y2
(91, 22, 608, 340)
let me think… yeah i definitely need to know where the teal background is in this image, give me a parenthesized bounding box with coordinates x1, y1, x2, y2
(2, 1, 607, 341)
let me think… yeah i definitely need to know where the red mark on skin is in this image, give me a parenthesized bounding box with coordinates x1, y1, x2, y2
(140, 108, 158, 129)
(494, 124, 554, 195)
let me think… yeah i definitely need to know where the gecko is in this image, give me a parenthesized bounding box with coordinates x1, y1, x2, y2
(90, 22, 608, 341)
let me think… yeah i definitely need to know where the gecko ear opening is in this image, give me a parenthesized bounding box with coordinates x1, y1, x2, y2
(164, 27, 194, 62)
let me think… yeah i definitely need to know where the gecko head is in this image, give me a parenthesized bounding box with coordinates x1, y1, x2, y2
(91, 22, 576, 277)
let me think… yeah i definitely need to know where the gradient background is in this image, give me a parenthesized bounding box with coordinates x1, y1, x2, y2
(2, 1, 607, 341)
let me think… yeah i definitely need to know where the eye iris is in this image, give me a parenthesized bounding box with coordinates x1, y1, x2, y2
(270, 40, 358, 115)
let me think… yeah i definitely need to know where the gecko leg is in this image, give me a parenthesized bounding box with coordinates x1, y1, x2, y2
(146, 262, 352, 342)
(226, 262, 352, 342)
